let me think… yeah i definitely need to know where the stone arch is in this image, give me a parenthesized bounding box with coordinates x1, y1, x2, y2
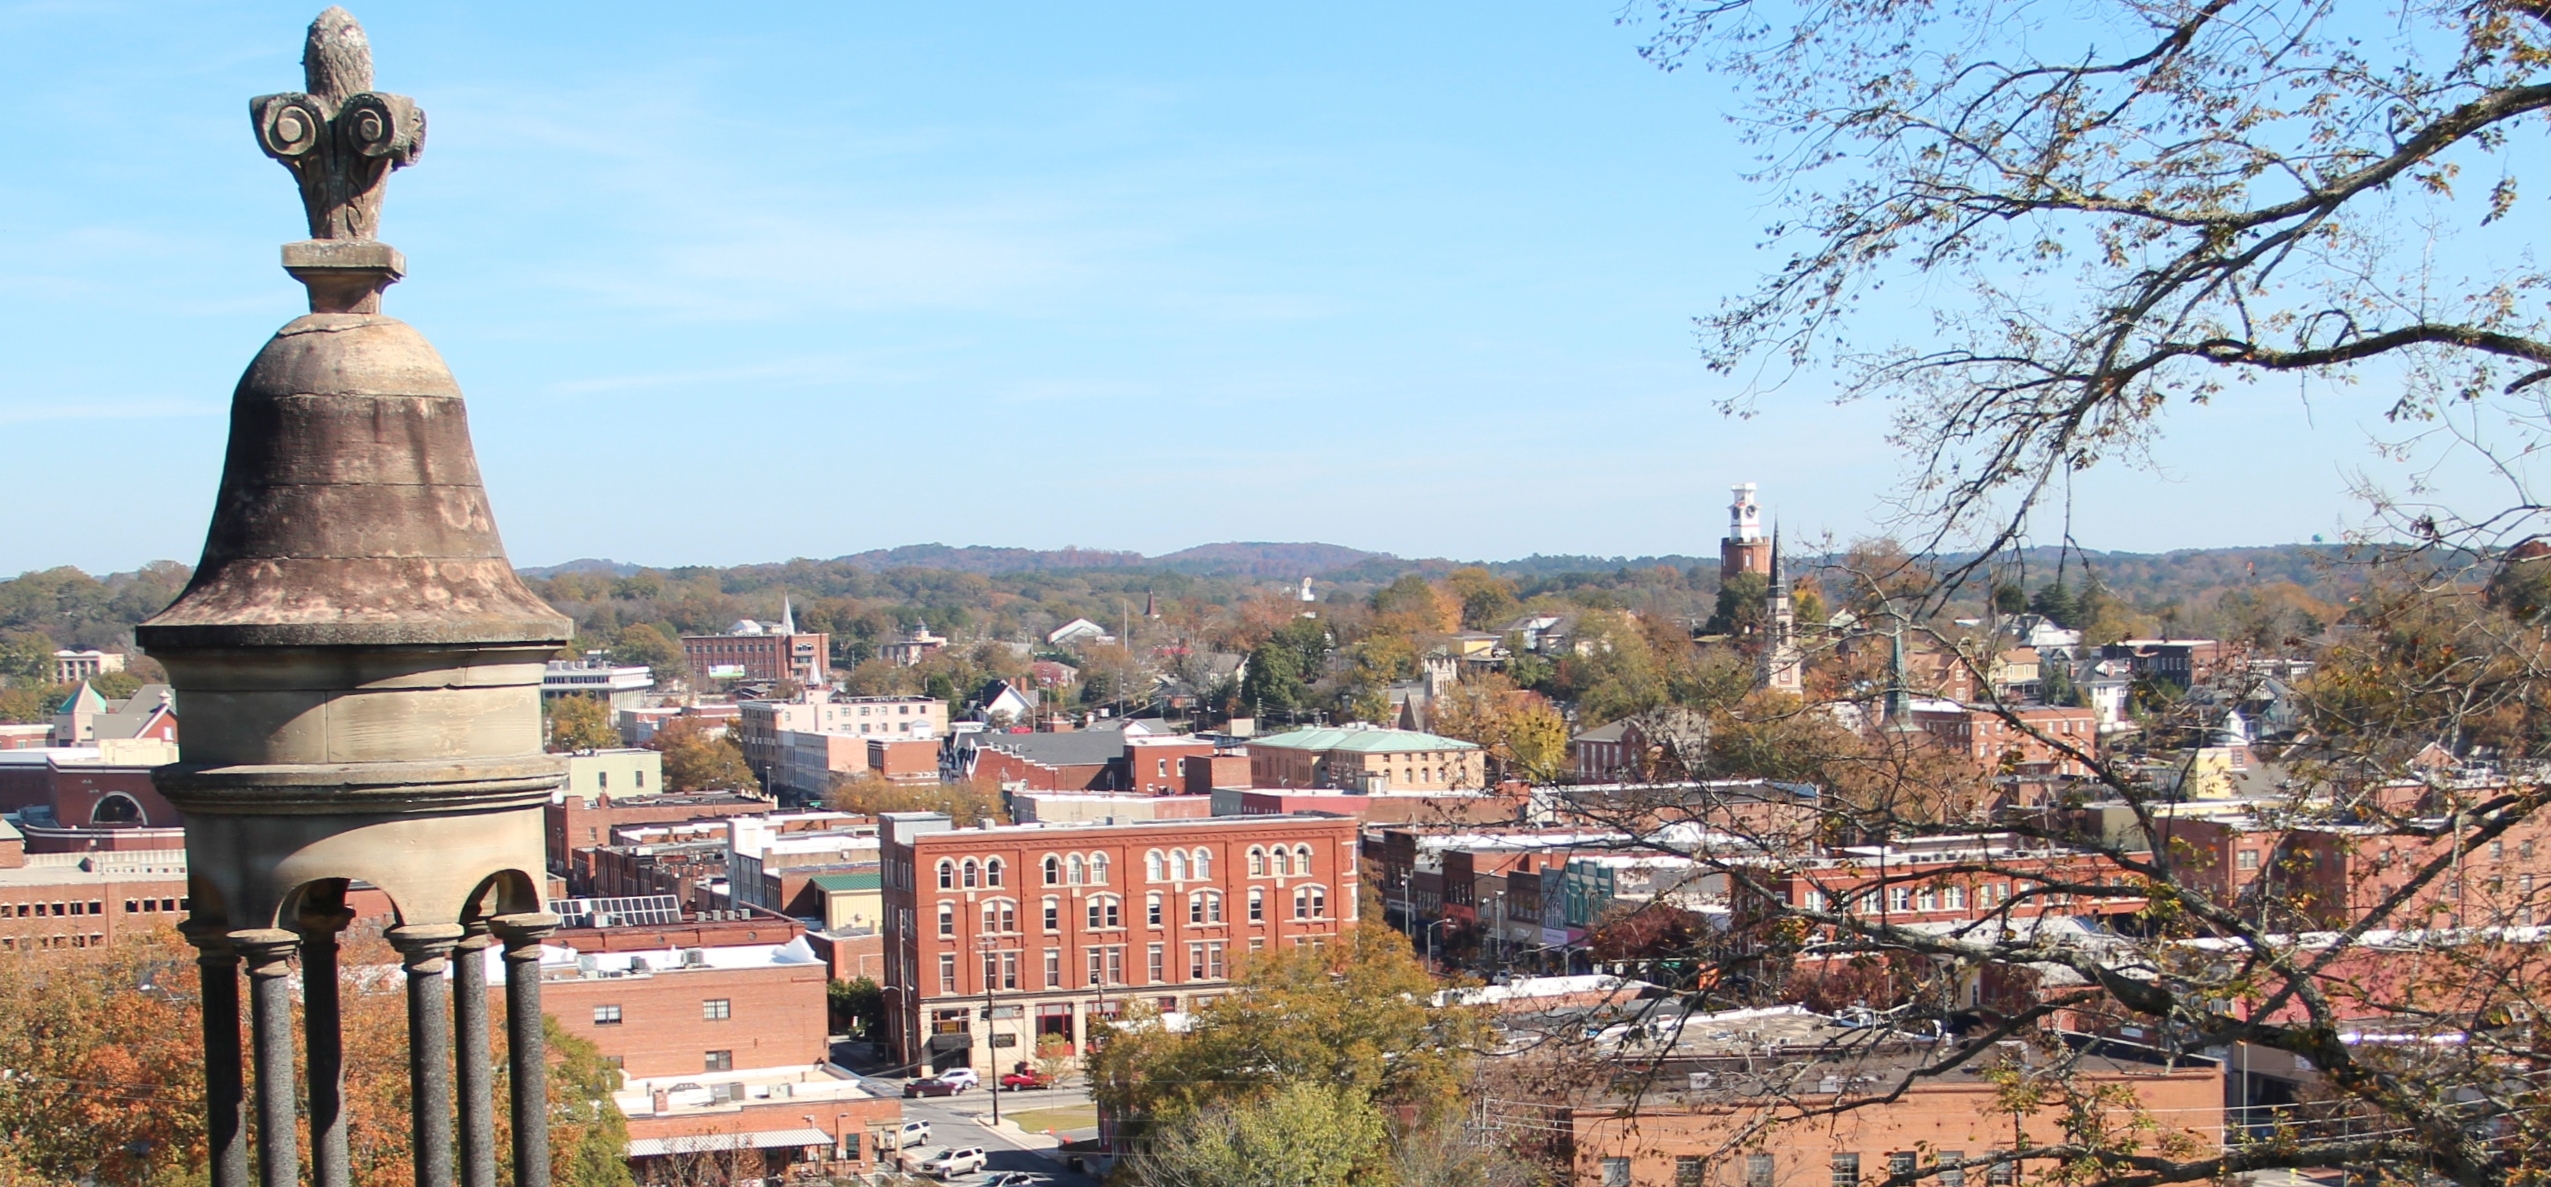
(90, 793, 144, 825)
(461, 868, 544, 924)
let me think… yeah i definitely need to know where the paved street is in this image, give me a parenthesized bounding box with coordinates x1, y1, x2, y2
(868, 1074, 1101, 1187)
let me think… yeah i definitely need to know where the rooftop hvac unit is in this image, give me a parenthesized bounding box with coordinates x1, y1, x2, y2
(683, 949, 707, 968)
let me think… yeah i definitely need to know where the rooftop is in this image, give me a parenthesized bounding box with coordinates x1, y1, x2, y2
(1252, 725, 1480, 754)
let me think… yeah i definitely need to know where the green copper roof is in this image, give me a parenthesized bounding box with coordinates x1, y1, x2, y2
(810, 872, 881, 892)
(57, 681, 106, 715)
(1251, 726, 1479, 753)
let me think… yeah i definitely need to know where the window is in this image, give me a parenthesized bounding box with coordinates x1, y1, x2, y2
(1171, 850, 1189, 881)
(1189, 892, 1205, 925)
(1043, 897, 1061, 932)
(1088, 896, 1121, 930)
(1887, 887, 1911, 912)
(634, 770, 644, 788)
(985, 858, 1004, 887)
(1915, 887, 1936, 912)
(704, 1050, 733, 1072)
(1069, 855, 1086, 885)
(1745, 1155, 1776, 1187)
(1188, 941, 1206, 979)
(939, 953, 957, 993)
(1938, 1152, 1965, 1187)
(1090, 853, 1110, 884)
(1148, 943, 1165, 983)
(1986, 1160, 2013, 1185)
(592, 1005, 622, 1026)
(938, 860, 955, 890)
(1193, 848, 1212, 878)
(963, 859, 980, 888)
(1272, 848, 1291, 877)
(1248, 888, 1264, 922)
(1147, 892, 1165, 927)
(1676, 1157, 1709, 1187)
(1147, 851, 1165, 882)
(1087, 947, 1106, 988)
(1831, 1153, 1859, 1187)
(1294, 844, 1314, 874)
(1601, 1158, 1631, 1187)
(1044, 855, 1061, 885)
(596, 771, 608, 791)
(1942, 885, 1966, 910)
(2236, 849, 2261, 871)
(702, 999, 731, 1021)
(984, 900, 1016, 933)
(1045, 948, 1062, 988)
(1248, 847, 1266, 877)
(1890, 1153, 1916, 1179)
(938, 902, 955, 938)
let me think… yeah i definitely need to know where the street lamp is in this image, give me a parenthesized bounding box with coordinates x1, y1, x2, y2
(1420, 918, 1453, 973)
(974, 936, 1008, 1128)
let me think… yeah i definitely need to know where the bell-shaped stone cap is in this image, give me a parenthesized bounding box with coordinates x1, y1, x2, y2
(139, 312, 568, 650)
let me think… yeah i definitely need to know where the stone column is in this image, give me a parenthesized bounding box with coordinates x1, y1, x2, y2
(454, 923, 497, 1187)
(492, 913, 560, 1187)
(233, 930, 302, 1187)
(391, 923, 466, 1187)
(181, 922, 252, 1187)
(298, 898, 358, 1187)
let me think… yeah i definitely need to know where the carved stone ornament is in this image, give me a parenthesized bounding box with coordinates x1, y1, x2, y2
(251, 6, 425, 243)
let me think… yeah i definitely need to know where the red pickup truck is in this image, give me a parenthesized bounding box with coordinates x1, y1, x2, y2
(998, 1063, 1054, 1091)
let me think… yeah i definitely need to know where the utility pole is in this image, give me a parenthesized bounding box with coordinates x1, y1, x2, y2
(975, 936, 1004, 1128)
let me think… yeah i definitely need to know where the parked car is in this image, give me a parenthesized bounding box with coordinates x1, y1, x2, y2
(999, 1065, 1054, 1091)
(878, 1119, 931, 1150)
(903, 1076, 964, 1098)
(936, 1066, 982, 1089)
(981, 1174, 1049, 1187)
(917, 1146, 988, 1179)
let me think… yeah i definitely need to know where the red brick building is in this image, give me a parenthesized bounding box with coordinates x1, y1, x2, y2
(880, 812, 1362, 1076)
(1908, 703, 2099, 776)
(0, 829, 188, 952)
(546, 789, 774, 880)
(681, 628, 831, 687)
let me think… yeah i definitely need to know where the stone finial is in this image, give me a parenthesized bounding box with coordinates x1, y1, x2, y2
(251, 8, 426, 245)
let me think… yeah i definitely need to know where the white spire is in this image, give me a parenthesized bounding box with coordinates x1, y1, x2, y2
(779, 595, 796, 635)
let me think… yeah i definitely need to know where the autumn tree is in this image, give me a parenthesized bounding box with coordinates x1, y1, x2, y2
(546, 694, 620, 753)
(646, 716, 754, 792)
(827, 772, 1008, 826)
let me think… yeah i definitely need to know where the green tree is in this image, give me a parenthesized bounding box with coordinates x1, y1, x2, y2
(1702, 570, 1767, 637)
(608, 623, 685, 682)
(542, 1018, 636, 1187)
(546, 694, 620, 753)
(1090, 923, 1485, 1145)
(0, 631, 51, 681)
(1442, 567, 1520, 630)
(1116, 1081, 1388, 1187)
(830, 976, 885, 1039)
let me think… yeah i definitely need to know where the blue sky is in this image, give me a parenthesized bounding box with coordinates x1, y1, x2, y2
(0, 2, 2504, 574)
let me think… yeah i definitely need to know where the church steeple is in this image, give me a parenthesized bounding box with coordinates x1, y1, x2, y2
(779, 595, 797, 636)
(1760, 526, 1803, 694)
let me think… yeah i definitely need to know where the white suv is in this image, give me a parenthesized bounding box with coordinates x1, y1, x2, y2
(917, 1146, 988, 1179)
(879, 1119, 931, 1151)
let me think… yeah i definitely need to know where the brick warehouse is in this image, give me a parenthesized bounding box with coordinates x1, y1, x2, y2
(539, 914, 831, 1080)
(880, 811, 1361, 1076)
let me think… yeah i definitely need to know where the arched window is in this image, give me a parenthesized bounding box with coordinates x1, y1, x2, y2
(1042, 896, 1061, 932)
(1069, 855, 1086, 885)
(1272, 848, 1291, 878)
(1206, 890, 1224, 923)
(1146, 850, 1165, 882)
(1043, 855, 1061, 885)
(1293, 845, 1315, 875)
(1087, 895, 1122, 930)
(1292, 887, 1310, 920)
(90, 794, 142, 825)
(1188, 891, 1204, 925)
(938, 902, 956, 936)
(985, 858, 1005, 888)
(1308, 885, 1327, 917)
(1248, 888, 1264, 922)
(1170, 850, 1189, 881)
(1193, 848, 1212, 879)
(1147, 892, 1164, 927)
(937, 860, 956, 890)
(1248, 847, 1266, 877)
(1089, 853, 1110, 885)
(962, 859, 980, 889)
(986, 899, 1016, 933)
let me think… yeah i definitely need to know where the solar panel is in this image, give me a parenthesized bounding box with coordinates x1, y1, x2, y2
(556, 894, 684, 929)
